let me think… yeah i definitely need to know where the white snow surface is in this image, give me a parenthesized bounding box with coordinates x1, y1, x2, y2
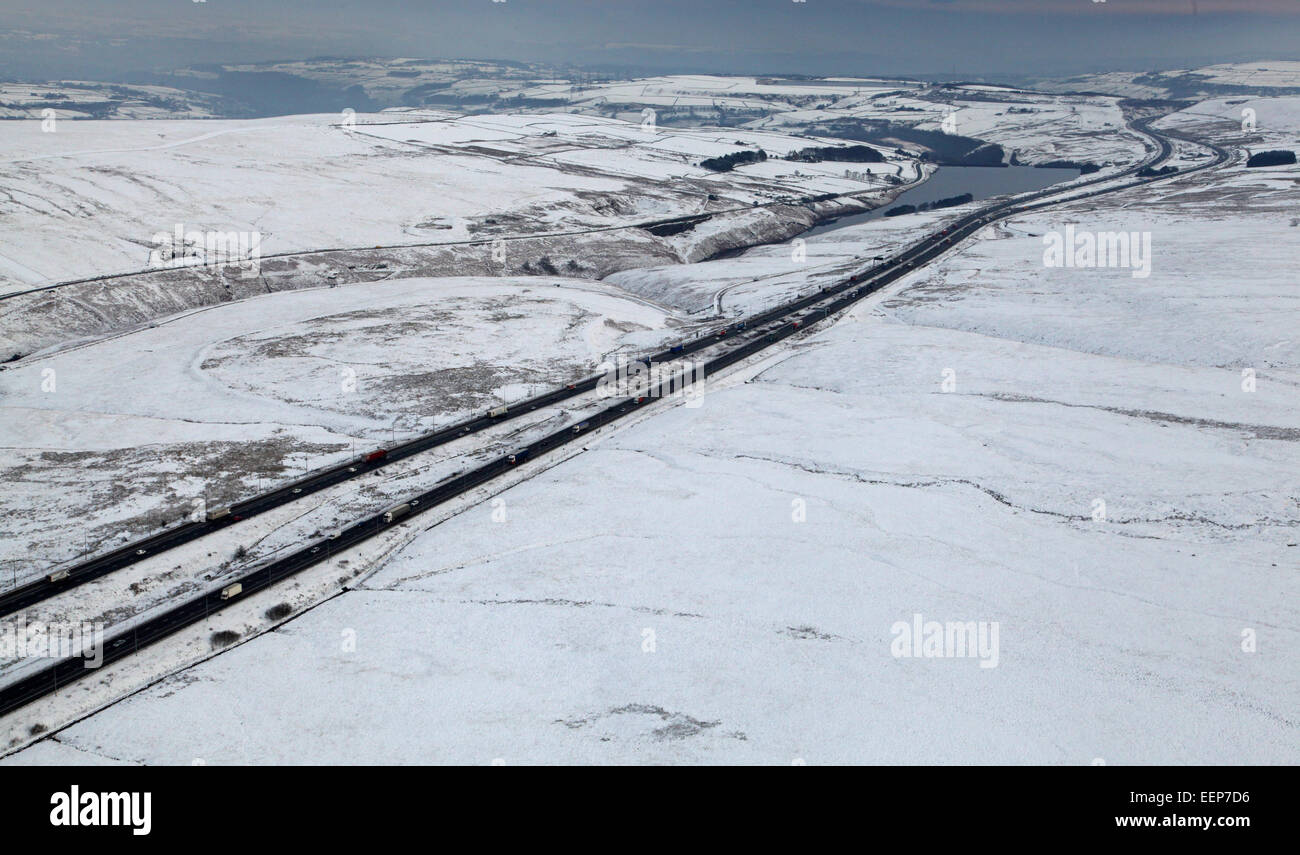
(0, 110, 913, 297)
(0, 276, 674, 583)
(6, 134, 1296, 764)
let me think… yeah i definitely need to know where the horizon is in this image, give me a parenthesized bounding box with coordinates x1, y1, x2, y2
(2, 0, 1298, 82)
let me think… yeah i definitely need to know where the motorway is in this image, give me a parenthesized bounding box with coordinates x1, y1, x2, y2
(0, 117, 1230, 717)
(0, 115, 1195, 619)
(0, 331, 728, 617)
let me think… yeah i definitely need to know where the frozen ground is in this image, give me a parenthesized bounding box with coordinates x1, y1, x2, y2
(606, 200, 962, 316)
(0, 108, 923, 359)
(0, 81, 227, 120)
(0, 276, 675, 585)
(0, 72, 1172, 367)
(515, 74, 1148, 170)
(1157, 94, 1300, 159)
(1033, 62, 1300, 100)
(6, 111, 1295, 763)
(0, 110, 909, 297)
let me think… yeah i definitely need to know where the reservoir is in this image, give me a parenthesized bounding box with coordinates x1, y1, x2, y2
(802, 164, 1081, 237)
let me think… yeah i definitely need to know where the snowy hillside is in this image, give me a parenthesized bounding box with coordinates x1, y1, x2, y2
(1033, 61, 1300, 100)
(0, 81, 228, 120)
(4, 96, 1295, 763)
(0, 108, 926, 359)
(0, 275, 675, 589)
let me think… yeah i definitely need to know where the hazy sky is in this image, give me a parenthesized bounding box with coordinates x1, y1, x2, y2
(1, 0, 1297, 80)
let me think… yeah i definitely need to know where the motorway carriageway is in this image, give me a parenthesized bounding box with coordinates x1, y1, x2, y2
(0, 118, 1230, 717)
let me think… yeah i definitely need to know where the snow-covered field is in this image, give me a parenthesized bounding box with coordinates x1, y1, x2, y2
(0, 113, 614, 291)
(1, 64, 1295, 763)
(1157, 94, 1300, 159)
(522, 74, 1148, 170)
(606, 201, 959, 316)
(0, 106, 929, 361)
(0, 70, 1181, 373)
(0, 276, 675, 588)
(0, 71, 1148, 302)
(1035, 61, 1300, 100)
(0, 81, 226, 120)
(0, 110, 912, 297)
(5, 100, 1294, 763)
(757, 86, 1146, 168)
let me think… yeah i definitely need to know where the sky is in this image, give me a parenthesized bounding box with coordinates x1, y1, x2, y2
(0, 0, 1296, 81)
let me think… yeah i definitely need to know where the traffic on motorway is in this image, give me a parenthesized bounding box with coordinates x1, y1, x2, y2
(0, 117, 1230, 718)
